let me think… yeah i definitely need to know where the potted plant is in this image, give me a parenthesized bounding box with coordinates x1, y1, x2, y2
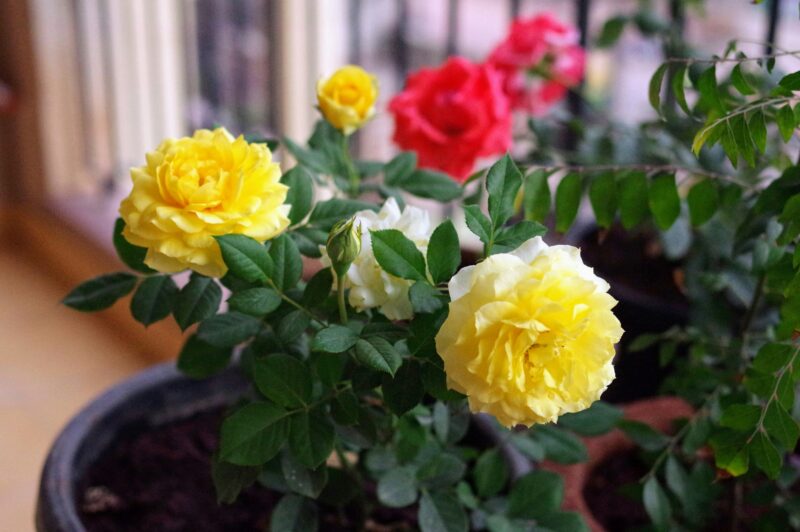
(42, 51, 624, 530)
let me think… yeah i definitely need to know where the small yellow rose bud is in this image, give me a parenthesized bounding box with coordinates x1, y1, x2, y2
(326, 217, 362, 277)
(317, 65, 378, 135)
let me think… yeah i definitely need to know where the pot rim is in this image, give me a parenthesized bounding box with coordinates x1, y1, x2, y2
(35, 362, 244, 532)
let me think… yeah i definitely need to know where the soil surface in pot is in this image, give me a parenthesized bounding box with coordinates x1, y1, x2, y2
(79, 409, 415, 531)
(583, 449, 650, 531)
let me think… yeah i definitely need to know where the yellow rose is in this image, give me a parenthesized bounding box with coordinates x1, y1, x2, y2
(435, 237, 623, 427)
(119, 127, 290, 277)
(317, 65, 378, 134)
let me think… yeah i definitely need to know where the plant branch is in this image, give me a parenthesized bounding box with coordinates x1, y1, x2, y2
(266, 278, 328, 327)
(664, 50, 800, 65)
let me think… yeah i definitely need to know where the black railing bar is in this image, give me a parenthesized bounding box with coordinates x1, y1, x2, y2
(566, 0, 590, 126)
(395, 0, 410, 82)
(97, 0, 121, 191)
(445, 0, 459, 57)
(349, 0, 362, 65)
(764, 0, 781, 55)
(69, 0, 98, 183)
(509, 0, 521, 20)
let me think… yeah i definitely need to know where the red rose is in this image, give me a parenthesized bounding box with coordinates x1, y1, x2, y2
(389, 57, 511, 182)
(488, 13, 586, 115)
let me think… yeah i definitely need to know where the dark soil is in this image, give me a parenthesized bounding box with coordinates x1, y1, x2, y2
(583, 450, 650, 531)
(79, 409, 419, 531)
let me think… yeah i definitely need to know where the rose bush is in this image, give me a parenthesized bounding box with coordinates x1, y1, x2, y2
(487, 13, 585, 115)
(389, 57, 511, 181)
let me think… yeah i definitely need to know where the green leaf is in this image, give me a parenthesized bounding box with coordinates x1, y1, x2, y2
(409, 281, 445, 314)
(671, 64, 691, 115)
(112, 218, 154, 273)
(270, 494, 318, 532)
(418, 490, 468, 532)
(731, 114, 756, 166)
(289, 408, 335, 469)
(417, 454, 466, 489)
(697, 65, 725, 115)
(779, 194, 800, 244)
(749, 431, 782, 479)
(276, 309, 310, 345)
(210, 454, 259, 504)
(753, 343, 793, 373)
(427, 220, 460, 284)
(720, 404, 760, 431)
(486, 154, 523, 230)
(710, 429, 750, 476)
(377, 466, 418, 508)
(474, 449, 509, 498)
(764, 402, 799, 450)
(173, 273, 222, 330)
(537, 512, 589, 532)
(397, 169, 462, 201)
(555, 172, 582, 233)
(129, 274, 178, 325)
(220, 402, 289, 465)
(687, 179, 719, 227)
(643, 477, 672, 532)
(508, 470, 563, 519)
(228, 287, 281, 316)
(382, 359, 424, 415)
(215, 234, 273, 284)
(281, 451, 328, 498)
(464, 204, 492, 246)
(177, 334, 232, 378)
(777, 105, 796, 142)
(282, 166, 314, 225)
(558, 401, 623, 436)
(535, 425, 588, 464)
(283, 135, 332, 174)
(353, 337, 402, 375)
(384, 152, 417, 186)
(618, 171, 649, 229)
(492, 220, 546, 252)
(649, 63, 668, 113)
(779, 70, 800, 91)
(197, 312, 261, 347)
(731, 64, 756, 95)
(618, 420, 669, 450)
(268, 234, 302, 291)
(370, 229, 427, 281)
(254, 354, 312, 407)
(308, 198, 376, 230)
(312, 325, 358, 353)
(720, 121, 739, 166)
(63, 272, 137, 312)
(664, 457, 691, 513)
(596, 15, 627, 47)
(648, 174, 680, 230)
(302, 268, 333, 305)
(523, 169, 551, 223)
(510, 434, 545, 461)
(589, 172, 618, 228)
(749, 111, 768, 153)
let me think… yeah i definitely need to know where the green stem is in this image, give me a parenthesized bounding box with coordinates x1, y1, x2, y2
(341, 134, 360, 197)
(336, 274, 348, 324)
(266, 278, 327, 327)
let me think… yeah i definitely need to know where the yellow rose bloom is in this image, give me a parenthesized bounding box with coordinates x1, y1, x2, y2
(119, 127, 290, 277)
(317, 65, 378, 135)
(435, 237, 623, 427)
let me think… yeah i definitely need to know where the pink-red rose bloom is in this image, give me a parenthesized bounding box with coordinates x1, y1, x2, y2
(389, 57, 511, 182)
(488, 13, 585, 116)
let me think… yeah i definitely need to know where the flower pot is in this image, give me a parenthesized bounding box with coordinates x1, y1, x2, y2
(571, 225, 689, 402)
(36, 362, 526, 531)
(36, 363, 248, 532)
(540, 397, 694, 532)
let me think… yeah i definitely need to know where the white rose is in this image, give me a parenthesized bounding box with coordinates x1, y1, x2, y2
(322, 197, 432, 320)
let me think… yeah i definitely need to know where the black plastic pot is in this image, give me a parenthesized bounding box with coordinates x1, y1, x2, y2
(36, 362, 528, 531)
(36, 363, 247, 532)
(569, 224, 689, 403)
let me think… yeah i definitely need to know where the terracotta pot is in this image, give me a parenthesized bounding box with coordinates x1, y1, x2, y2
(540, 397, 694, 532)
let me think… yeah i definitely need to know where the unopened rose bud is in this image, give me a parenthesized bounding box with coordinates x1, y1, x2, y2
(326, 217, 362, 277)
